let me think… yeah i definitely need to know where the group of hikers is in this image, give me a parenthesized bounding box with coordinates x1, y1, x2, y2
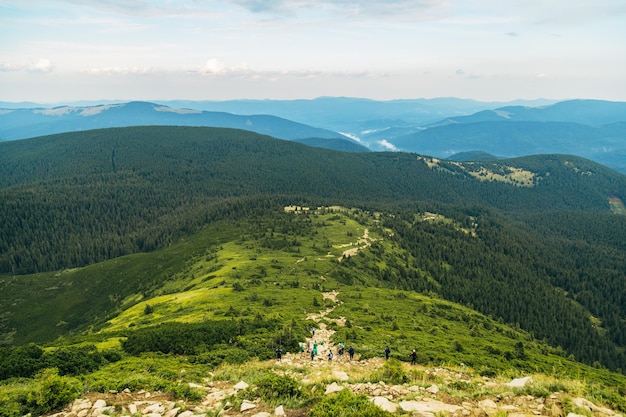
(299, 340, 356, 362)
(277, 342, 418, 365)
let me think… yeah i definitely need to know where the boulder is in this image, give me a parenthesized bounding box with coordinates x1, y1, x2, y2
(325, 382, 344, 395)
(275, 405, 286, 416)
(241, 400, 257, 411)
(372, 396, 398, 413)
(507, 377, 533, 388)
(333, 371, 349, 381)
(234, 381, 249, 390)
(426, 384, 440, 394)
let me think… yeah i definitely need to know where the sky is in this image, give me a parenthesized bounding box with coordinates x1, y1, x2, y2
(1, 0, 625, 103)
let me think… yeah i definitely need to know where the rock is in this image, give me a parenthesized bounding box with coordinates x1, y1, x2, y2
(234, 381, 249, 390)
(144, 413, 163, 417)
(251, 413, 271, 417)
(164, 408, 180, 417)
(93, 399, 107, 409)
(479, 399, 499, 411)
(325, 382, 344, 395)
(399, 398, 462, 414)
(241, 400, 257, 411)
(389, 385, 408, 397)
(275, 405, 286, 416)
(426, 384, 440, 394)
(567, 413, 587, 417)
(143, 403, 166, 414)
(128, 404, 138, 414)
(372, 396, 398, 413)
(333, 371, 349, 381)
(177, 411, 195, 417)
(507, 377, 533, 388)
(71, 399, 92, 412)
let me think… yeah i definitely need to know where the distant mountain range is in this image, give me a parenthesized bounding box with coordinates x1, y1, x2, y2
(389, 100, 626, 173)
(0, 101, 368, 153)
(1, 97, 625, 172)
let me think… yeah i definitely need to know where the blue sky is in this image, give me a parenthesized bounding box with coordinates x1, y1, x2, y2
(1, 0, 625, 103)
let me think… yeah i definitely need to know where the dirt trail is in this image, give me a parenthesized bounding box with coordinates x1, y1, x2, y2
(338, 228, 373, 261)
(281, 291, 355, 365)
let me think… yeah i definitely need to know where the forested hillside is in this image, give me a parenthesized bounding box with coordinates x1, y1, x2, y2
(1, 126, 626, 375)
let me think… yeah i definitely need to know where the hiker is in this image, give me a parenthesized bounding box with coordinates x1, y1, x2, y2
(384, 345, 391, 360)
(338, 342, 345, 360)
(348, 345, 355, 361)
(276, 348, 282, 361)
(328, 350, 333, 361)
(310, 349, 315, 361)
(410, 349, 417, 365)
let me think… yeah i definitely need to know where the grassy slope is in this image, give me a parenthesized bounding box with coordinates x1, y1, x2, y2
(2, 207, 622, 385)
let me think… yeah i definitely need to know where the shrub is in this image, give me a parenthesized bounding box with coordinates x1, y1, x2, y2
(309, 389, 393, 417)
(254, 372, 304, 403)
(371, 358, 407, 385)
(27, 368, 82, 415)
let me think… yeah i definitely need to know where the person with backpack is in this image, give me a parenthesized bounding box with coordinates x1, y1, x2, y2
(276, 348, 283, 361)
(384, 345, 391, 360)
(348, 345, 355, 361)
(410, 349, 417, 365)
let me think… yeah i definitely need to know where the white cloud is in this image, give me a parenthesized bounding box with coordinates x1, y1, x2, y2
(378, 139, 397, 151)
(0, 59, 53, 73)
(84, 66, 155, 75)
(29, 58, 54, 72)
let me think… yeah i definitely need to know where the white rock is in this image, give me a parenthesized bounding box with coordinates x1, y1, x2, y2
(241, 400, 257, 411)
(372, 396, 398, 413)
(426, 384, 439, 394)
(164, 407, 180, 417)
(325, 382, 344, 395)
(234, 381, 249, 390)
(144, 413, 163, 417)
(93, 399, 108, 409)
(275, 405, 286, 416)
(72, 399, 92, 412)
(143, 403, 165, 414)
(177, 411, 195, 417)
(567, 413, 588, 417)
(507, 376, 533, 388)
(251, 413, 271, 417)
(127, 404, 138, 414)
(333, 371, 349, 381)
(479, 399, 499, 411)
(400, 398, 462, 414)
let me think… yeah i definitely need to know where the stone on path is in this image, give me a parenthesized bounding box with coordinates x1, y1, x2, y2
(333, 370, 349, 381)
(372, 396, 398, 413)
(234, 381, 249, 390)
(325, 382, 344, 395)
(507, 376, 533, 388)
(241, 400, 257, 411)
(275, 405, 286, 416)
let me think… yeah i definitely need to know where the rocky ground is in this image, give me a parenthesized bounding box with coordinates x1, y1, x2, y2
(44, 293, 624, 417)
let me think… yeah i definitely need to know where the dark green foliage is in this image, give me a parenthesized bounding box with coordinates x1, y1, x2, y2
(254, 372, 305, 403)
(0, 344, 114, 381)
(1, 127, 623, 277)
(372, 359, 408, 384)
(122, 320, 243, 355)
(0, 369, 83, 417)
(309, 389, 394, 417)
(191, 348, 251, 367)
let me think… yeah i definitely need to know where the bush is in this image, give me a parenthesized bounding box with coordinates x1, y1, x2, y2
(27, 368, 82, 415)
(309, 389, 393, 417)
(371, 358, 407, 384)
(254, 373, 304, 403)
